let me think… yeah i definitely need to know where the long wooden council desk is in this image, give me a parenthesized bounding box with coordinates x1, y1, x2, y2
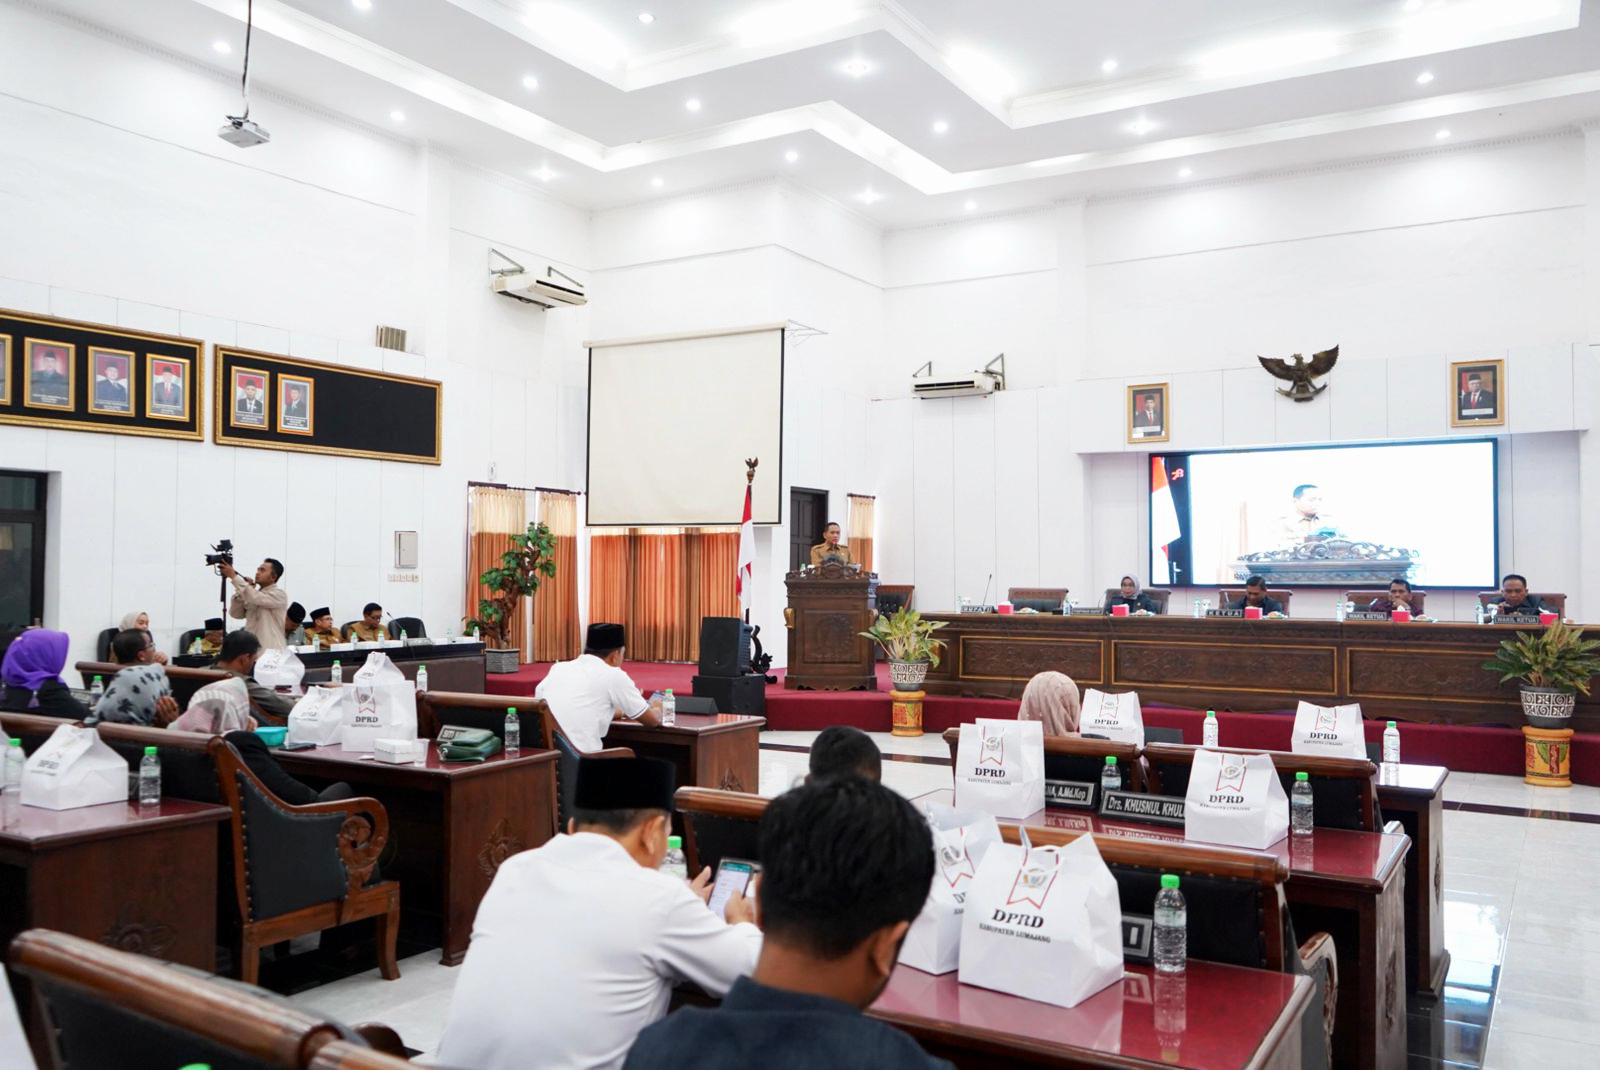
(917, 612, 1597, 730)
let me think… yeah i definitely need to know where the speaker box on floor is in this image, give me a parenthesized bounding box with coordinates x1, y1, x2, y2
(692, 674, 766, 716)
(698, 617, 751, 677)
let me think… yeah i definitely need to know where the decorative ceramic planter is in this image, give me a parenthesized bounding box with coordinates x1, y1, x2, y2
(890, 689, 926, 737)
(485, 647, 520, 674)
(1523, 725, 1573, 787)
(1519, 686, 1576, 729)
(889, 659, 930, 689)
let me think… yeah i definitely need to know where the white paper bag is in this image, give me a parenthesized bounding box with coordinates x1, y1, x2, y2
(1079, 689, 1145, 745)
(958, 830, 1125, 1009)
(1184, 749, 1289, 850)
(1291, 701, 1367, 759)
(954, 719, 1046, 819)
(253, 648, 305, 695)
(338, 652, 418, 752)
(901, 804, 1003, 975)
(286, 686, 345, 746)
(20, 724, 128, 810)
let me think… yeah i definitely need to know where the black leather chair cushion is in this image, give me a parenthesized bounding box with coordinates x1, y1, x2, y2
(553, 729, 582, 831)
(686, 813, 760, 873)
(1111, 866, 1268, 968)
(388, 617, 426, 639)
(236, 773, 349, 921)
(1144, 726, 1184, 745)
(95, 628, 118, 663)
(1043, 751, 1121, 804)
(178, 628, 205, 655)
(102, 739, 221, 804)
(1010, 597, 1063, 613)
(1150, 761, 1368, 831)
(876, 592, 909, 616)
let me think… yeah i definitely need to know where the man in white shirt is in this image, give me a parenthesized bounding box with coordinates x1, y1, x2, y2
(436, 756, 761, 1070)
(536, 622, 659, 751)
(220, 557, 289, 650)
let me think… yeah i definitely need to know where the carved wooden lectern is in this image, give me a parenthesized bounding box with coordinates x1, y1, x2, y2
(783, 562, 879, 691)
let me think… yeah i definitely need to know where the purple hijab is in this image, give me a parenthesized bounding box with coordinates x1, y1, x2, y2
(2, 629, 70, 700)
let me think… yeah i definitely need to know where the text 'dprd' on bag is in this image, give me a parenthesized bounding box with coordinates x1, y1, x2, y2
(953, 718, 1045, 819)
(338, 652, 418, 751)
(900, 804, 1003, 975)
(957, 828, 1125, 1009)
(1079, 689, 1145, 745)
(1291, 700, 1367, 759)
(1183, 748, 1289, 850)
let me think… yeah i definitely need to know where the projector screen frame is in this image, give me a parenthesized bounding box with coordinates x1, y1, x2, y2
(1147, 436, 1501, 590)
(583, 323, 786, 528)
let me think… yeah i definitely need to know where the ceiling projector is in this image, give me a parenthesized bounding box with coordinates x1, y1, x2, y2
(218, 115, 270, 148)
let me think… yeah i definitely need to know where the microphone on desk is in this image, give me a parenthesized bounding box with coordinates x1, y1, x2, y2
(980, 573, 993, 609)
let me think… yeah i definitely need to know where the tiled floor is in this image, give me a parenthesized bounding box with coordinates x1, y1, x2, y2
(282, 733, 1600, 1068)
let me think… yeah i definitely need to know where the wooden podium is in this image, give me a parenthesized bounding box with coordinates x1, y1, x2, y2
(784, 562, 878, 691)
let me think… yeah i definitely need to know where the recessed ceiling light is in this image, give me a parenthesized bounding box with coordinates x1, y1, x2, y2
(212, 40, 231, 54)
(932, 119, 949, 134)
(650, 176, 664, 188)
(857, 189, 882, 204)
(1416, 71, 1434, 85)
(1101, 58, 1118, 73)
(1178, 167, 1193, 178)
(389, 109, 405, 122)
(1436, 128, 1451, 139)
(638, 11, 654, 23)
(352, 0, 372, 10)
(963, 200, 977, 211)
(784, 150, 799, 163)
(843, 59, 870, 77)
(532, 167, 554, 181)
(685, 97, 702, 112)
(522, 74, 539, 90)
(1127, 116, 1158, 136)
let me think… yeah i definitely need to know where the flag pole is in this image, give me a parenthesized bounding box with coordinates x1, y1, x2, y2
(741, 458, 758, 624)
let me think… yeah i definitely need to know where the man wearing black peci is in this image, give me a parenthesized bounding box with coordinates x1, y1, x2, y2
(1230, 575, 1285, 615)
(1492, 574, 1543, 617)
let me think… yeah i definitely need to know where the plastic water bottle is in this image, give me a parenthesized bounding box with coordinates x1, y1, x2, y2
(1101, 755, 1122, 795)
(1202, 710, 1219, 749)
(1334, 599, 1346, 622)
(189, 637, 202, 654)
(1192, 598, 1202, 619)
(3, 739, 25, 793)
(415, 664, 429, 693)
(1291, 772, 1314, 836)
(330, 660, 343, 685)
(1474, 602, 1485, 625)
(662, 689, 676, 727)
(138, 746, 161, 807)
(1201, 599, 1211, 616)
(399, 628, 408, 643)
(472, 626, 481, 643)
(1383, 720, 1401, 764)
(89, 675, 104, 707)
(1153, 874, 1187, 974)
(504, 707, 520, 753)
(660, 835, 688, 880)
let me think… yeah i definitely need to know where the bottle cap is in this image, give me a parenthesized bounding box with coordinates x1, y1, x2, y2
(667, 835, 682, 849)
(1386, 720, 1397, 728)
(1105, 755, 1117, 765)
(93, 675, 103, 683)
(144, 746, 157, 756)
(419, 664, 426, 670)
(506, 706, 516, 714)
(1295, 771, 1309, 781)
(178, 1065, 212, 1070)
(8, 739, 20, 746)
(1205, 710, 1216, 718)
(664, 689, 673, 695)
(332, 660, 340, 666)
(1160, 873, 1180, 890)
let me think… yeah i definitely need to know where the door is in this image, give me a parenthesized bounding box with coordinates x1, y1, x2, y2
(789, 487, 829, 572)
(0, 471, 48, 659)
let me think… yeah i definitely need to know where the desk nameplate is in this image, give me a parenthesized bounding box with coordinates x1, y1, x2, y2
(1045, 779, 1097, 809)
(1348, 611, 1393, 622)
(1099, 790, 1187, 828)
(1206, 609, 1245, 618)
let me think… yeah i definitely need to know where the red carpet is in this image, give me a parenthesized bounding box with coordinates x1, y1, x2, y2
(486, 661, 1600, 785)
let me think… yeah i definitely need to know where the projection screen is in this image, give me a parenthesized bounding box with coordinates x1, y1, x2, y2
(586, 325, 784, 526)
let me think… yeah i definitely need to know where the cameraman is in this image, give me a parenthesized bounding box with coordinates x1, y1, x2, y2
(219, 556, 289, 651)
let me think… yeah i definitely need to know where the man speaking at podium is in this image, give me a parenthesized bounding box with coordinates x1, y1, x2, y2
(810, 521, 853, 567)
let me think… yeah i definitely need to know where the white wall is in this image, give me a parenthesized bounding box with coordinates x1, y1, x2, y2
(0, 4, 591, 667)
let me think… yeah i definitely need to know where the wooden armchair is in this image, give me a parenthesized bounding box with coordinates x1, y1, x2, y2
(941, 726, 1145, 797)
(209, 738, 401, 985)
(308, 1041, 418, 1069)
(676, 787, 766, 874)
(1344, 590, 1427, 614)
(1006, 586, 1068, 612)
(75, 659, 230, 712)
(874, 584, 915, 616)
(7, 929, 405, 1070)
(1143, 742, 1380, 831)
(1218, 588, 1295, 614)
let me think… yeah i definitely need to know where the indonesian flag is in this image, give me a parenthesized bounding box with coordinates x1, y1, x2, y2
(1151, 456, 1181, 559)
(736, 481, 754, 615)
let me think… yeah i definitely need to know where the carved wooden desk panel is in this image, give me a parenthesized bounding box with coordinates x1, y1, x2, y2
(919, 614, 1597, 730)
(274, 745, 558, 966)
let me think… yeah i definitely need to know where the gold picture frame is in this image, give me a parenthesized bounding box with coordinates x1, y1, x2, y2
(146, 353, 192, 422)
(1127, 382, 1170, 444)
(277, 374, 314, 436)
(23, 338, 75, 412)
(229, 366, 271, 429)
(87, 346, 136, 417)
(0, 336, 10, 406)
(1449, 359, 1505, 427)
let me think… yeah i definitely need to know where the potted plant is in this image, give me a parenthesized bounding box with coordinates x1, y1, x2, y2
(860, 607, 948, 689)
(1482, 620, 1600, 727)
(466, 521, 558, 674)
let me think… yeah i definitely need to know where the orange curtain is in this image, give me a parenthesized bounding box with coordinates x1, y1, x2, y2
(466, 486, 529, 659)
(587, 527, 740, 662)
(532, 492, 580, 661)
(848, 494, 876, 573)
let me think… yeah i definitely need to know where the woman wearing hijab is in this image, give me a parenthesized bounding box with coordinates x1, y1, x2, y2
(118, 611, 169, 664)
(1017, 670, 1081, 735)
(169, 676, 256, 734)
(1, 629, 92, 719)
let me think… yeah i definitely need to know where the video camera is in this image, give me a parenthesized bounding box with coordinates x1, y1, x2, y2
(205, 539, 234, 569)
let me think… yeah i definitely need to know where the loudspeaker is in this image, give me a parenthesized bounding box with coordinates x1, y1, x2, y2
(698, 617, 750, 677)
(691, 673, 766, 716)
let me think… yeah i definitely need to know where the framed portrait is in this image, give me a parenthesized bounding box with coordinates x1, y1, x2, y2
(0, 336, 10, 406)
(146, 354, 191, 422)
(229, 366, 270, 429)
(1127, 382, 1170, 444)
(23, 338, 75, 411)
(87, 346, 135, 416)
(277, 374, 314, 436)
(1450, 359, 1505, 427)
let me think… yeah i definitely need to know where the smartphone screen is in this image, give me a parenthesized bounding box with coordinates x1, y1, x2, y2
(707, 859, 756, 919)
